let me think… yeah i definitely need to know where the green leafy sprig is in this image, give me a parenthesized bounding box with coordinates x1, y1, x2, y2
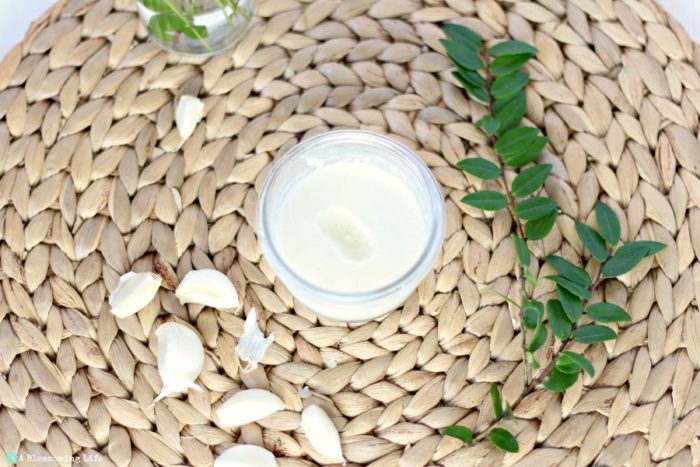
(440, 23, 666, 455)
(142, 0, 249, 51)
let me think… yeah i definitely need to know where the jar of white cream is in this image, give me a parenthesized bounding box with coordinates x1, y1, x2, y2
(256, 130, 445, 322)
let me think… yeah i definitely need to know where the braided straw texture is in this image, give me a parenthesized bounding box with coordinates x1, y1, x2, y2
(0, 0, 699, 465)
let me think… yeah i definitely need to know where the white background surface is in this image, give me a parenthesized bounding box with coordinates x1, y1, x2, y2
(0, 0, 699, 59)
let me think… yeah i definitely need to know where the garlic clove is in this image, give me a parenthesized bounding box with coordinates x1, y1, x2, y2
(176, 95, 204, 142)
(235, 308, 274, 372)
(109, 272, 162, 319)
(214, 445, 278, 467)
(175, 269, 240, 309)
(154, 322, 205, 402)
(301, 405, 345, 463)
(217, 389, 285, 427)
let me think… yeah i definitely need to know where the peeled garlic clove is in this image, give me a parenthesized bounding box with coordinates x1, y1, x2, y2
(154, 322, 205, 402)
(109, 272, 161, 318)
(176, 95, 204, 141)
(301, 405, 345, 462)
(236, 308, 274, 372)
(214, 445, 278, 467)
(217, 389, 285, 427)
(175, 269, 240, 309)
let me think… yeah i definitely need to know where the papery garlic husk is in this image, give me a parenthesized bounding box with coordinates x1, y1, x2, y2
(217, 389, 285, 427)
(301, 405, 345, 462)
(154, 322, 205, 402)
(236, 308, 274, 372)
(176, 95, 204, 142)
(109, 272, 162, 318)
(175, 269, 240, 309)
(214, 445, 278, 467)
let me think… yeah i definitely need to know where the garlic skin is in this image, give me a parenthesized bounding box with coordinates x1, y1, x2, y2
(109, 272, 162, 318)
(175, 269, 240, 309)
(154, 322, 205, 402)
(236, 308, 274, 372)
(217, 389, 285, 427)
(301, 405, 345, 463)
(214, 445, 278, 467)
(176, 95, 204, 142)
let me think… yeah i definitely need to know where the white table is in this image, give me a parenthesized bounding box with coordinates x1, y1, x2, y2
(0, 0, 699, 59)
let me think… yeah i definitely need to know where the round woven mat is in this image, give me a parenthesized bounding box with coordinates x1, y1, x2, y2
(0, 0, 699, 465)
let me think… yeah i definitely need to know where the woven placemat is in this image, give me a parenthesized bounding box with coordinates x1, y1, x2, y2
(0, 0, 699, 465)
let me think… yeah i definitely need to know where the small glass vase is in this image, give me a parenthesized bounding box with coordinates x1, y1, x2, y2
(137, 0, 255, 57)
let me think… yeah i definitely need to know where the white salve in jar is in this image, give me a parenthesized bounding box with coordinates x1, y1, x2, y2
(257, 130, 445, 322)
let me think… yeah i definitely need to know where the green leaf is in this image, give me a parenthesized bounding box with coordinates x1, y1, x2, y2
(545, 256, 591, 287)
(492, 71, 528, 99)
(526, 350, 540, 369)
(555, 356, 582, 374)
(183, 25, 208, 39)
(558, 351, 595, 377)
(586, 303, 631, 323)
(511, 164, 552, 198)
(490, 384, 503, 419)
(557, 285, 583, 322)
(142, 0, 172, 13)
(477, 115, 501, 137)
(494, 127, 539, 156)
(461, 191, 508, 211)
(452, 71, 489, 103)
(546, 275, 592, 300)
(455, 66, 486, 87)
(523, 299, 544, 330)
(595, 202, 621, 246)
(601, 241, 666, 278)
(632, 241, 666, 255)
(575, 222, 609, 261)
(523, 305, 540, 330)
(524, 210, 557, 240)
(493, 91, 526, 133)
(503, 135, 548, 168)
(490, 54, 532, 76)
(149, 14, 188, 42)
(442, 23, 482, 52)
(547, 299, 572, 340)
(513, 235, 530, 267)
(441, 39, 484, 70)
(573, 325, 618, 344)
(488, 40, 538, 57)
(442, 425, 473, 444)
(515, 197, 557, 221)
(488, 428, 519, 453)
(543, 368, 579, 392)
(527, 319, 547, 352)
(457, 158, 501, 180)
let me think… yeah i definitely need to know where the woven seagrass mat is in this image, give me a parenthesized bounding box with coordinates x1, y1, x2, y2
(0, 0, 699, 465)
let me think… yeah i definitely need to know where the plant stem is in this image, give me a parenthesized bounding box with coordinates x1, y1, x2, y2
(472, 48, 604, 442)
(479, 48, 532, 385)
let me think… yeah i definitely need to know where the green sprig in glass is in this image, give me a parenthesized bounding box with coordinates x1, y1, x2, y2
(141, 0, 250, 52)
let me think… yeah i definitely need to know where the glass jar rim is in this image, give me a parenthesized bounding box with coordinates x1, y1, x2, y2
(256, 129, 445, 307)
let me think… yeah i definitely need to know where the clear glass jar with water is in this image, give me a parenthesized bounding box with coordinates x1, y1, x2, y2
(137, 0, 255, 57)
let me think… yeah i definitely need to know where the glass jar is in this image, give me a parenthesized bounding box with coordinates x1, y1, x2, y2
(136, 0, 255, 57)
(257, 130, 445, 322)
